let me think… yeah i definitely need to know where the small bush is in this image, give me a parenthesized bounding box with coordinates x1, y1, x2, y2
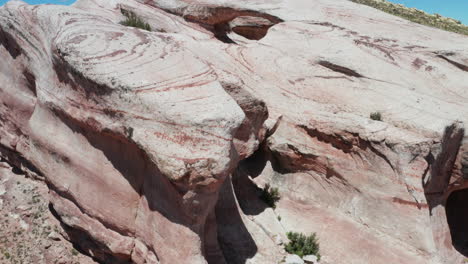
(260, 184, 280, 209)
(285, 232, 320, 259)
(71, 248, 79, 256)
(370, 111, 382, 121)
(120, 9, 151, 31)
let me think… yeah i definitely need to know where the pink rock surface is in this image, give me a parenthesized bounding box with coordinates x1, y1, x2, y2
(0, 0, 467, 263)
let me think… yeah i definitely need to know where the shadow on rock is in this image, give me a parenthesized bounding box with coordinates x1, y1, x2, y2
(215, 176, 258, 264)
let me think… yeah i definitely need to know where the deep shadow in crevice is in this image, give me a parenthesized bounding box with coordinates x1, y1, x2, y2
(446, 189, 468, 257)
(239, 142, 270, 178)
(212, 23, 237, 44)
(232, 165, 269, 216)
(215, 176, 258, 264)
(231, 142, 274, 216)
(240, 138, 286, 177)
(436, 54, 468, 72)
(0, 27, 22, 58)
(22, 69, 37, 96)
(11, 166, 23, 175)
(318, 60, 364, 78)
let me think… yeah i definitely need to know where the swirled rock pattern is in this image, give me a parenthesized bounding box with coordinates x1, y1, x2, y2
(0, 0, 467, 263)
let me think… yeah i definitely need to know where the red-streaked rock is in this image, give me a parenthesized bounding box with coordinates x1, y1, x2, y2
(0, 1, 245, 263)
(0, 0, 467, 263)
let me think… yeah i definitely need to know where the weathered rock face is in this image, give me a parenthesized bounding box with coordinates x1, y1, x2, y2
(0, 0, 467, 263)
(0, 161, 97, 264)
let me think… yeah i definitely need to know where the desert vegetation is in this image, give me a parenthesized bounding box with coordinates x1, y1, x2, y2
(120, 9, 151, 31)
(351, 0, 468, 36)
(370, 111, 382, 121)
(285, 232, 321, 259)
(260, 184, 281, 209)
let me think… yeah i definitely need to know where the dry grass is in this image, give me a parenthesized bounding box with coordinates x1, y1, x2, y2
(351, 0, 468, 36)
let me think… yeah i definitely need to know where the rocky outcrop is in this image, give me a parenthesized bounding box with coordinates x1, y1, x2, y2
(0, 161, 97, 264)
(1, 0, 467, 263)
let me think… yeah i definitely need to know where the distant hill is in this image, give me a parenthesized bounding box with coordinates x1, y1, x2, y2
(351, 0, 468, 35)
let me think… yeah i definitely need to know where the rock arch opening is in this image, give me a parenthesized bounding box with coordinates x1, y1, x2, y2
(446, 188, 468, 257)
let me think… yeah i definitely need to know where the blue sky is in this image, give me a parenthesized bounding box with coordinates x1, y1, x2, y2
(0, 0, 467, 25)
(0, 0, 76, 6)
(387, 0, 468, 24)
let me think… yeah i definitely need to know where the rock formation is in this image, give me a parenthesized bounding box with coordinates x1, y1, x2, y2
(0, 161, 97, 263)
(0, 0, 467, 263)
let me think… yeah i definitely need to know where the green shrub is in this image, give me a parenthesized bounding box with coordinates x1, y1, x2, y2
(350, 0, 468, 36)
(370, 111, 382, 121)
(260, 184, 280, 209)
(285, 232, 320, 259)
(120, 9, 151, 31)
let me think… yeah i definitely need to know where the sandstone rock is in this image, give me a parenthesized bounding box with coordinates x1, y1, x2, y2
(16, 205, 31, 211)
(274, 234, 283, 245)
(461, 151, 468, 179)
(0, 0, 467, 263)
(284, 254, 304, 264)
(48, 231, 62, 241)
(303, 255, 319, 264)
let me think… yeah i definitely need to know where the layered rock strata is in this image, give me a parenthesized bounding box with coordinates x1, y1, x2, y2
(1, 0, 467, 263)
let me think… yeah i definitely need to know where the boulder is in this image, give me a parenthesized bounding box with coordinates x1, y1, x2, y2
(284, 254, 304, 264)
(303, 255, 319, 264)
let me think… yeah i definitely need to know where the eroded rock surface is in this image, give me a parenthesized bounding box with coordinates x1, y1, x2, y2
(0, 0, 467, 263)
(0, 161, 96, 264)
